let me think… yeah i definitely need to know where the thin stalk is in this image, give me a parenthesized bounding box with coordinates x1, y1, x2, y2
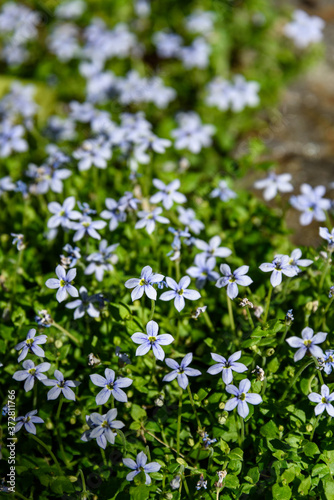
(310, 413, 322, 442)
(55, 396, 70, 468)
(30, 434, 62, 474)
(177, 389, 183, 455)
(235, 412, 241, 448)
(227, 296, 235, 332)
(263, 286, 273, 324)
(52, 322, 80, 345)
(14, 492, 31, 500)
(280, 324, 290, 345)
(145, 430, 187, 459)
(100, 447, 107, 466)
(240, 416, 245, 445)
(78, 469, 87, 498)
(150, 299, 155, 321)
(182, 475, 191, 499)
(319, 258, 331, 290)
(313, 357, 325, 386)
(175, 260, 180, 282)
(246, 307, 254, 329)
(279, 360, 314, 402)
(187, 385, 202, 430)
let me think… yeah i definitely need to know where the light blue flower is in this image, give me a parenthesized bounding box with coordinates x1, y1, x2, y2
(14, 410, 44, 435)
(150, 178, 186, 210)
(47, 196, 81, 229)
(323, 350, 334, 375)
(195, 235, 231, 261)
(160, 276, 201, 311)
(100, 198, 127, 231)
(177, 206, 204, 234)
(286, 327, 326, 362)
(131, 320, 174, 361)
(42, 369, 80, 401)
(216, 264, 253, 299)
(186, 254, 219, 289)
(66, 286, 100, 319)
(290, 184, 330, 226)
(13, 360, 51, 392)
(15, 329, 47, 362)
(135, 208, 170, 234)
(45, 265, 79, 302)
(224, 379, 262, 418)
(90, 368, 132, 404)
(162, 353, 201, 389)
(123, 451, 161, 485)
(72, 216, 106, 241)
(207, 351, 247, 384)
(125, 265, 164, 301)
(259, 255, 297, 287)
(88, 409, 125, 449)
(308, 385, 334, 416)
(288, 249, 313, 273)
(210, 180, 237, 202)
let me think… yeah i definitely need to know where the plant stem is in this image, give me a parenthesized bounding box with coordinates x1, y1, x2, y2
(187, 385, 202, 430)
(235, 412, 241, 448)
(55, 396, 70, 467)
(175, 260, 180, 282)
(280, 324, 290, 345)
(240, 415, 245, 445)
(182, 475, 191, 499)
(177, 389, 183, 456)
(145, 430, 187, 459)
(14, 492, 31, 500)
(279, 360, 314, 402)
(227, 296, 235, 332)
(78, 469, 87, 497)
(319, 257, 331, 290)
(313, 357, 325, 386)
(100, 447, 107, 466)
(246, 307, 254, 329)
(150, 299, 155, 321)
(263, 286, 273, 324)
(310, 413, 322, 442)
(52, 322, 80, 345)
(30, 434, 62, 475)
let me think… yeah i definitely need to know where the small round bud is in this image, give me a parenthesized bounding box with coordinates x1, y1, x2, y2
(266, 348, 275, 357)
(55, 339, 63, 349)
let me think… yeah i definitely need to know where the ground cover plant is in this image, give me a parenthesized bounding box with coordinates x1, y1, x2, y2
(0, 1, 333, 499)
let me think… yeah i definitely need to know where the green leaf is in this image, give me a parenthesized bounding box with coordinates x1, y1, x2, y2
(130, 484, 150, 500)
(303, 442, 320, 458)
(323, 478, 334, 500)
(260, 420, 279, 438)
(224, 474, 239, 489)
(298, 476, 311, 495)
(244, 467, 260, 484)
(272, 484, 292, 500)
(130, 404, 147, 421)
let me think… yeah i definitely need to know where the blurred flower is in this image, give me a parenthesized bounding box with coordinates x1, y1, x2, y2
(177, 207, 204, 234)
(210, 180, 237, 202)
(150, 178, 186, 210)
(288, 249, 313, 273)
(290, 184, 330, 226)
(195, 235, 231, 262)
(186, 254, 219, 289)
(284, 9, 324, 49)
(135, 208, 170, 234)
(254, 172, 293, 201)
(72, 217, 107, 241)
(66, 286, 100, 319)
(11, 233, 25, 251)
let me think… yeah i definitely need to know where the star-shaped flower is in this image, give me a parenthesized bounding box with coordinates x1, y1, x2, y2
(131, 321, 174, 361)
(286, 327, 327, 362)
